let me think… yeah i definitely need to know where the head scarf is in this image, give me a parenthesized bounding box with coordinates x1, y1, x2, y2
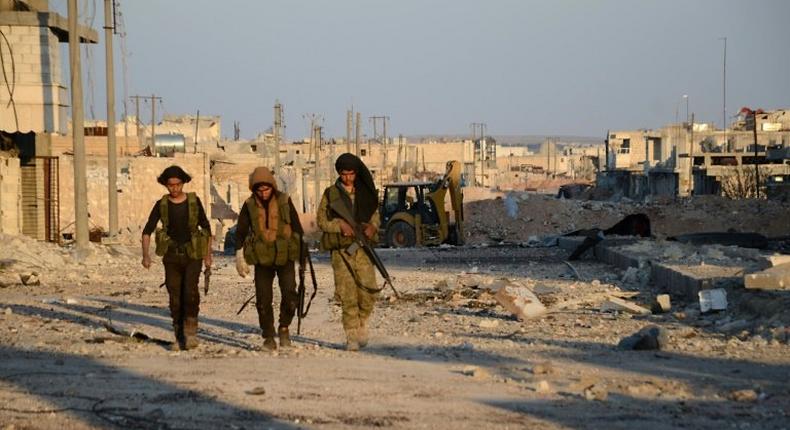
(334, 153, 377, 222)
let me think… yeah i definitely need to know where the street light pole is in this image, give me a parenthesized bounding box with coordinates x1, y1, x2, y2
(684, 94, 689, 125)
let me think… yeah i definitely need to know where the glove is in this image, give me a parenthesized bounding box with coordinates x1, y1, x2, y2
(235, 249, 250, 278)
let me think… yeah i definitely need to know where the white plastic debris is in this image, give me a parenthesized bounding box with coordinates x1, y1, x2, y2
(699, 288, 727, 313)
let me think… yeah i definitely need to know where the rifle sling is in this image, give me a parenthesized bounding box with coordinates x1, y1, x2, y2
(335, 250, 383, 294)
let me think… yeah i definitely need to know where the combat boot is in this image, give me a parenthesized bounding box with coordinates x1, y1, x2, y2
(183, 317, 199, 350)
(345, 328, 360, 351)
(171, 323, 185, 351)
(278, 326, 292, 348)
(262, 336, 277, 351)
(358, 320, 369, 348)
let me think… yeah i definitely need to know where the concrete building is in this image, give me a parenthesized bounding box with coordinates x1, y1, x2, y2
(0, 0, 97, 241)
(600, 109, 790, 198)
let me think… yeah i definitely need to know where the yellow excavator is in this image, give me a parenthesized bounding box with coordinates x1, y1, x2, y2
(379, 160, 464, 247)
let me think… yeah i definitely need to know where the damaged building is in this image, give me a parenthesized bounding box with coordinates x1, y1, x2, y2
(599, 109, 790, 199)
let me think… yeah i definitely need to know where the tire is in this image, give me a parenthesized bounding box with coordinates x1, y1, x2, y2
(386, 221, 416, 248)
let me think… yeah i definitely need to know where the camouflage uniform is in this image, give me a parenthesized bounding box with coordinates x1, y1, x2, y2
(317, 187, 380, 348)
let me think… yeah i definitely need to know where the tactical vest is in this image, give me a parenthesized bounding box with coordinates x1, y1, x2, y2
(154, 192, 210, 260)
(242, 193, 301, 266)
(319, 186, 378, 251)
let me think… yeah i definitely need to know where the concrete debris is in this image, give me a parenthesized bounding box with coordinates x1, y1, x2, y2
(3, 308, 11, 315)
(618, 325, 668, 350)
(245, 387, 267, 396)
(461, 366, 490, 379)
(493, 282, 546, 320)
(20, 273, 40, 286)
(652, 294, 671, 313)
(0, 272, 20, 288)
(744, 262, 790, 291)
(621, 265, 650, 288)
(699, 288, 728, 313)
(600, 296, 651, 315)
(478, 319, 500, 329)
(729, 389, 761, 403)
(716, 319, 750, 334)
(536, 380, 552, 393)
(531, 362, 554, 375)
(583, 384, 608, 401)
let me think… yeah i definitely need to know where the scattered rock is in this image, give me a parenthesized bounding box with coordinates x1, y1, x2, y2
(652, 294, 671, 313)
(20, 273, 40, 286)
(618, 325, 669, 350)
(0, 271, 21, 288)
(3, 307, 12, 315)
(478, 319, 500, 329)
(461, 365, 490, 379)
(729, 389, 759, 403)
(245, 387, 267, 396)
(536, 380, 552, 393)
(583, 384, 608, 401)
(531, 362, 554, 375)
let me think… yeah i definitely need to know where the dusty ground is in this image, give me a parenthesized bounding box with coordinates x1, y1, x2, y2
(1, 232, 789, 429)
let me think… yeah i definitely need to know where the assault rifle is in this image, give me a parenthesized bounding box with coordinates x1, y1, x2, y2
(329, 198, 400, 299)
(296, 242, 318, 335)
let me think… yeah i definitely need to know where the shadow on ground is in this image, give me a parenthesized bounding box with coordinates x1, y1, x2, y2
(0, 345, 299, 429)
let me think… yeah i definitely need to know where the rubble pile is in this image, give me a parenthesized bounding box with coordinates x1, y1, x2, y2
(0, 233, 137, 288)
(464, 193, 790, 244)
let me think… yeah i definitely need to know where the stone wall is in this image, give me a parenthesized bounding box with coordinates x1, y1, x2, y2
(0, 155, 22, 234)
(58, 153, 210, 236)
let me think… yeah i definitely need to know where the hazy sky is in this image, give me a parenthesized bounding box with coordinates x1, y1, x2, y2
(57, 0, 790, 140)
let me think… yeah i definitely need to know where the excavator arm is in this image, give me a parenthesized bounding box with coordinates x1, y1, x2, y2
(426, 160, 464, 245)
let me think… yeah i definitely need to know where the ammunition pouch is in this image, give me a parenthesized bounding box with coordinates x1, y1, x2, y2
(154, 228, 171, 257)
(187, 228, 210, 260)
(244, 232, 300, 267)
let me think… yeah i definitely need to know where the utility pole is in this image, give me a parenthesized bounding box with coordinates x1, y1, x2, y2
(273, 100, 283, 171)
(131, 95, 142, 149)
(194, 109, 200, 153)
(753, 110, 760, 198)
(130, 94, 160, 152)
(354, 111, 361, 157)
(150, 94, 160, 152)
(370, 116, 389, 185)
(395, 134, 403, 181)
(314, 124, 322, 213)
(471, 122, 486, 186)
(104, 0, 118, 238)
(689, 113, 695, 195)
(68, 0, 88, 249)
(720, 36, 727, 147)
(346, 108, 352, 153)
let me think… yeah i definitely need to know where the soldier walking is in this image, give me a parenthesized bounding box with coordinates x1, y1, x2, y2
(317, 153, 380, 351)
(235, 167, 303, 350)
(142, 165, 212, 350)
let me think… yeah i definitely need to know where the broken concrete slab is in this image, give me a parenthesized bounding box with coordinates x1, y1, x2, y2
(493, 282, 546, 320)
(699, 288, 728, 313)
(744, 262, 790, 291)
(600, 296, 651, 315)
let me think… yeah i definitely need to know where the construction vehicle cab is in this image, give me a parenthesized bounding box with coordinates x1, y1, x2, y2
(380, 160, 464, 247)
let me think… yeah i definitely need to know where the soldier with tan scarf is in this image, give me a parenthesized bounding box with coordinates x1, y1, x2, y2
(235, 167, 304, 350)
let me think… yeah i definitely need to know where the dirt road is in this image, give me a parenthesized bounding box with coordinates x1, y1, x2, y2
(1, 244, 789, 429)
